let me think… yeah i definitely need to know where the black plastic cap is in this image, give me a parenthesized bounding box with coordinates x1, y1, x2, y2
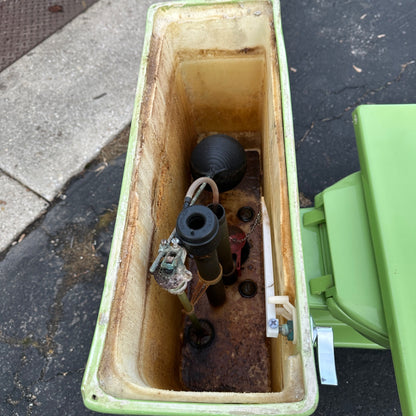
(176, 205, 220, 256)
(208, 203, 225, 225)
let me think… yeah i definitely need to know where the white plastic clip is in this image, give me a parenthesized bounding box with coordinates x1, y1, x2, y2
(262, 198, 279, 338)
(262, 198, 297, 342)
(268, 295, 297, 344)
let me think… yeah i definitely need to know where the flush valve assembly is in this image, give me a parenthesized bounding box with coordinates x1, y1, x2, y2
(149, 134, 251, 349)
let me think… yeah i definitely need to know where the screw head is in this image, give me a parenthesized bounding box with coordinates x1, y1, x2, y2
(171, 237, 180, 248)
(268, 318, 279, 329)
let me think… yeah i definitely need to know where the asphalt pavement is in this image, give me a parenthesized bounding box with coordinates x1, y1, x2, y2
(1, 0, 415, 414)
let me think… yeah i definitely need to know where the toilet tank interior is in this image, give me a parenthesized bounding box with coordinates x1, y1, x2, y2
(97, 0, 304, 405)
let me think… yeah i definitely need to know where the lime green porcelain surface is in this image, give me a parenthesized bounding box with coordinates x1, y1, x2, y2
(311, 309, 383, 350)
(300, 206, 384, 349)
(301, 172, 389, 347)
(354, 104, 416, 416)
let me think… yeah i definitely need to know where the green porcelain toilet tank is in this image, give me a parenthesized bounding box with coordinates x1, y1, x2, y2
(81, 0, 318, 415)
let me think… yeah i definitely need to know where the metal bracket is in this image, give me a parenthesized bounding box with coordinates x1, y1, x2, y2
(150, 238, 192, 295)
(311, 319, 338, 386)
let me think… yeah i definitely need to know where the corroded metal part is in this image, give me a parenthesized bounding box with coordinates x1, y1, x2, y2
(151, 239, 192, 295)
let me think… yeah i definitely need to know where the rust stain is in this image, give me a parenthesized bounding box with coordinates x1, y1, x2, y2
(239, 47, 257, 54)
(181, 151, 272, 393)
(176, 46, 265, 61)
(48, 4, 64, 13)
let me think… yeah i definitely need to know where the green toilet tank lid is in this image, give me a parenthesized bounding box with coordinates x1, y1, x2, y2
(354, 104, 416, 416)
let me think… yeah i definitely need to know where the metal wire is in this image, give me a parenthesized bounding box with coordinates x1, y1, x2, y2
(230, 208, 262, 244)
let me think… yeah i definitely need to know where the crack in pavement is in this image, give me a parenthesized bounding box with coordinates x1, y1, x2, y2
(12, 372, 39, 416)
(3, 354, 42, 416)
(44, 221, 109, 357)
(0, 332, 45, 355)
(329, 85, 367, 96)
(42, 367, 85, 383)
(296, 59, 415, 150)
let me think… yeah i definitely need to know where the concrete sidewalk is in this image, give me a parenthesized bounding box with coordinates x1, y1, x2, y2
(1, 0, 415, 414)
(0, 0, 155, 252)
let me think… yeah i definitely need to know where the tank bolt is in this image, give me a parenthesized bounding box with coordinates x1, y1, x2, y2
(238, 279, 257, 298)
(237, 206, 255, 222)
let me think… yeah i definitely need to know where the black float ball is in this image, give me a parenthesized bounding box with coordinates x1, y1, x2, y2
(190, 134, 246, 192)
